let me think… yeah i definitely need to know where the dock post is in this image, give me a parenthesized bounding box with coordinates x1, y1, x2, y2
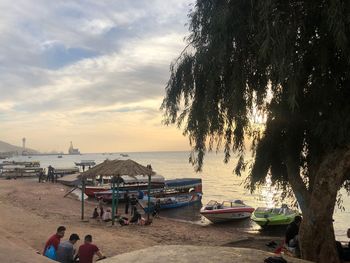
(147, 172, 151, 221)
(116, 175, 120, 217)
(112, 176, 116, 225)
(81, 178, 85, 220)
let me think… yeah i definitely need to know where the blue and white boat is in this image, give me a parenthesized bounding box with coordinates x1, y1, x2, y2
(139, 178, 203, 212)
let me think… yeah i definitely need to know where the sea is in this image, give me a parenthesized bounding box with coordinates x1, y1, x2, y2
(3, 151, 350, 240)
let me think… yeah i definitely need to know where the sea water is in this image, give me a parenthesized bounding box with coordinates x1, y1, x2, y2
(4, 151, 350, 240)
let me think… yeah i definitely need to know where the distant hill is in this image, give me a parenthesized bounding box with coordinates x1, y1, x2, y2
(0, 140, 39, 154)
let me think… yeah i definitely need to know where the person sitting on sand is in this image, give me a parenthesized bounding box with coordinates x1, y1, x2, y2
(118, 215, 129, 226)
(336, 228, 350, 261)
(285, 215, 302, 248)
(102, 208, 112, 222)
(75, 235, 105, 263)
(92, 208, 99, 219)
(285, 215, 302, 257)
(130, 209, 142, 224)
(56, 233, 80, 263)
(43, 226, 66, 260)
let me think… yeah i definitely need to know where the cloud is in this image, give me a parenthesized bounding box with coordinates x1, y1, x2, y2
(0, 0, 193, 152)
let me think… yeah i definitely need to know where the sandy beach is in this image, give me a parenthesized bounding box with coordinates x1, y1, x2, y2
(0, 179, 284, 260)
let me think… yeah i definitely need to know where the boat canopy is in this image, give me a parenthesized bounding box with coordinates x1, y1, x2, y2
(165, 178, 202, 188)
(120, 174, 165, 184)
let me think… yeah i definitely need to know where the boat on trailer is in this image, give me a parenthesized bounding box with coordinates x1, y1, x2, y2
(251, 204, 300, 227)
(200, 200, 255, 223)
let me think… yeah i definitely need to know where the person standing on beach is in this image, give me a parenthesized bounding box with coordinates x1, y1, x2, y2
(47, 165, 55, 183)
(56, 233, 80, 263)
(75, 235, 105, 263)
(98, 197, 104, 219)
(153, 199, 161, 218)
(124, 191, 130, 214)
(46, 166, 52, 182)
(43, 226, 66, 259)
(38, 169, 44, 183)
(130, 194, 138, 216)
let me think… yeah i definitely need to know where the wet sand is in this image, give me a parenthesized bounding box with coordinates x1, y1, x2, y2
(0, 179, 284, 260)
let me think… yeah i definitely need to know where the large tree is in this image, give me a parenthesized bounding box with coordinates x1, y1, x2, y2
(162, 1, 350, 262)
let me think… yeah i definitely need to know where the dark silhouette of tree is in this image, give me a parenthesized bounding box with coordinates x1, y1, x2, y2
(162, 1, 350, 262)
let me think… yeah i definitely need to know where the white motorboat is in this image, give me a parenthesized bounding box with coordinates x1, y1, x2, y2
(200, 200, 255, 223)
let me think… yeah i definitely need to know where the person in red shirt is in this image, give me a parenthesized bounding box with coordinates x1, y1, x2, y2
(43, 226, 66, 255)
(75, 235, 105, 263)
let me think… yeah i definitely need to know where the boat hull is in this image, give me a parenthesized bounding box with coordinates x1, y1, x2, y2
(84, 186, 110, 198)
(200, 207, 254, 223)
(141, 193, 202, 213)
(251, 208, 300, 227)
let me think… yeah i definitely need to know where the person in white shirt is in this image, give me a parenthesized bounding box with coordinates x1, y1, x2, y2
(102, 208, 112, 222)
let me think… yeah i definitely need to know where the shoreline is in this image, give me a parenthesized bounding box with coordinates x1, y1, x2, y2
(0, 179, 285, 259)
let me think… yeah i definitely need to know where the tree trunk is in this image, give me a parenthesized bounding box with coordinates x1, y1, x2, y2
(299, 184, 339, 262)
(298, 149, 350, 263)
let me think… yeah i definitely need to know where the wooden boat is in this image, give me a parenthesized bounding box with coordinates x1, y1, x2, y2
(200, 200, 255, 223)
(86, 174, 166, 199)
(85, 185, 111, 198)
(0, 161, 40, 168)
(139, 178, 203, 212)
(74, 160, 96, 167)
(94, 178, 203, 206)
(0, 161, 43, 179)
(140, 192, 202, 212)
(251, 205, 300, 227)
(53, 167, 80, 177)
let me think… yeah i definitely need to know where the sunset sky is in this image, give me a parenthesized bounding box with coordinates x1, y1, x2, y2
(0, 0, 194, 153)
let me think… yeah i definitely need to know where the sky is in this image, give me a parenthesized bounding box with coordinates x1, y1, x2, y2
(0, 0, 195, 153)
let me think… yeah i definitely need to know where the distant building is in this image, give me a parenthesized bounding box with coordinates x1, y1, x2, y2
(68, 141, 80, 155)
(22, 138, 26, 150)
(22, 137, 29, 156)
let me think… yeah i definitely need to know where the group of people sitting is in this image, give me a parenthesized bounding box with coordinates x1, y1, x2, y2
(43, 226, 106, 263)
(92, 204, 148, 226)
(91, 192, 158, 226)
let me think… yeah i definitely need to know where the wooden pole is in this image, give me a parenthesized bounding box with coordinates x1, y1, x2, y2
(147, 173, 151, 221)
(112, 176, 116, 225)
(116, 175, 120, 217)
(81, 178, 85, 220)
(64, 186, 78, 198)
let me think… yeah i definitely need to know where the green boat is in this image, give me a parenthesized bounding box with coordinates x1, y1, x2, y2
(251, 205, 300, 227)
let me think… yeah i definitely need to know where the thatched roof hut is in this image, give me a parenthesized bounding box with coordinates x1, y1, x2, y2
(79, 159, 155, 179)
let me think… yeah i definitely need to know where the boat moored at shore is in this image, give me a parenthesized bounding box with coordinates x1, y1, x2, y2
(200, 200, 255, 223)
(251, 205, 300, 227)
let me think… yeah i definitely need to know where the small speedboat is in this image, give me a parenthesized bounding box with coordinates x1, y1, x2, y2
(200, 200, 255, 223)
(251, 204, 300, 227)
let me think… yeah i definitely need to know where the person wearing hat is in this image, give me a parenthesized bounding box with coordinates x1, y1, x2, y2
(56, 233, 80, 263)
